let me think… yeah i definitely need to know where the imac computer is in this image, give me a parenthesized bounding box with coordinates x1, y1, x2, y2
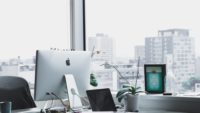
(34, 50, 92, 101)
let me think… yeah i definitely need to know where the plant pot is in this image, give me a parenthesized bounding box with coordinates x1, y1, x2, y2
(124, 94, 139, 112)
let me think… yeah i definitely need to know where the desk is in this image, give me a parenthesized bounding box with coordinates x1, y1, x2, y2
(82, 111, 188, 113)
(13, 95, 200, 113)
(12, 108, 41, 113)
(12, 108, 188, 113)
(138, 95, 200, 113)
(12, 111, 188, 113)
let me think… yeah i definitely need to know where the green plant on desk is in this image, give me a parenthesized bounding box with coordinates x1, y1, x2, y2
(116, 81, 142, 112)
(116, 57, 143, 112)
(116, 84, 142, 102)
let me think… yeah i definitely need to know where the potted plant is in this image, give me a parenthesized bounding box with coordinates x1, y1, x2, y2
(116, 84, 142, 112)
(116, 57, 142, 112)
(92, 49, 142, 111)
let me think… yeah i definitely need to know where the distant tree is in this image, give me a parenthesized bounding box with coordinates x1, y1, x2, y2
(182, 77, 200, 91)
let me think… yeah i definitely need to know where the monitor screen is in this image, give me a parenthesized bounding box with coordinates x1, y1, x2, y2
(34, 50, 91, 101)
(144, 64, 166, 94)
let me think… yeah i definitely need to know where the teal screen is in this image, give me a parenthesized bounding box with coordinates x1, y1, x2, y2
(146, 66, 163, 92)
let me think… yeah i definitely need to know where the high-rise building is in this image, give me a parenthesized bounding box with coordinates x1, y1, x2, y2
(145, 29, 195, 89)
(145, 37, 163, 64)
(88, 33, 114, 63)
(135, 46, 145, 60)
(88, 33, 115, 89)
(195, 57, 200, 76)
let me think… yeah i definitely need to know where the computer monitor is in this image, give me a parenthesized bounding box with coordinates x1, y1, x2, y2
(34, 50, 91, 101)
(144, 64, 166, 94)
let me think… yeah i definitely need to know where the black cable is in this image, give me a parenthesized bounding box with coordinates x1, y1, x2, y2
(45, 92, 54, 110)
(51, 92, 68, 107)
(50, 92, 70, 112)
(51, 92, 86, 112)
(71, 88, 90, 108)
(40, 92, 54, 113)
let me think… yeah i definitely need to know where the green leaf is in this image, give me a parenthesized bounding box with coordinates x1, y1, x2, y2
(122, 84, 132, 88)
(136, 87, 141, 90)
(90, 73, 95, 79)
(117, 92, 130, 102)
(90, 79, 98, 87)
(118, 96, 124, 102)
(135, 91, 144, 94)
(116, 88, 129, 98)
(90, 73, 98, 87)
(129, 87, 136, 95)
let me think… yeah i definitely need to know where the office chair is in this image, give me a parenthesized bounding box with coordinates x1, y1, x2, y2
(0, 76, 36, 110)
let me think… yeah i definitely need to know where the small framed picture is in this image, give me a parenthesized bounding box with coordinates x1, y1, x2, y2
(144, 64, 166, 94)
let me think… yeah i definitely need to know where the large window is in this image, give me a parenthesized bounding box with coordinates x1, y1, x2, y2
(0, 0, 71, 88)
(85, 0, 200, 95)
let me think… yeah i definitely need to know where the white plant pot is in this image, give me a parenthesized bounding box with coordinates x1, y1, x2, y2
(125, 94, 139, 112)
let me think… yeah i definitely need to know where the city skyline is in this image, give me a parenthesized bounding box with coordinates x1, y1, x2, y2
(86, 0, 200, 58)
(145, 29, 195, 91)
(86, 28, 199, 59)
(87, 28, 198, 92)
(1, 28, 200, 92)
(1, 28, 199, 60)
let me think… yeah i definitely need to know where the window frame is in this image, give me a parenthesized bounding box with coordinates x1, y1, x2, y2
(70, 0, 86, 51)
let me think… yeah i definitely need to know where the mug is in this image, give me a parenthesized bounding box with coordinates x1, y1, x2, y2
(0, 101, 12, 113)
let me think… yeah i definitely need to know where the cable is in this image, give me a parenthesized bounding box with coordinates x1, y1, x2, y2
(51, 92, 82, 113)
(45, 92, 54, 110)
(40, 92, 53, 112)
(51, 92, 68, 107)
(51, 90, 87, 112)
(50, 92, 69, 112)
(71, 88, 90, 107)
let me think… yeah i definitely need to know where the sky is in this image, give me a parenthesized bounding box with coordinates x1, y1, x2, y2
(86, 0, 200, 58)
(0, 0, 200, 59)
(0, 0, 70, 59)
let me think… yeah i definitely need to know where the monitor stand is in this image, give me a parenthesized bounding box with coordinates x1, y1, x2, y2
(64, 74, 83, 110)
(41, 74, 85, 112)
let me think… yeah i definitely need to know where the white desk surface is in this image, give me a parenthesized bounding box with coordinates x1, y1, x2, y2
(12, 108, 188, 113)
(84, 112, 187, 113)
(12, 108, 41, 113)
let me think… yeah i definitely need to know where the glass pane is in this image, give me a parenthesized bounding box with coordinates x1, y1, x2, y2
(86, 0, 200, 95)
(0, 0, 71, 88)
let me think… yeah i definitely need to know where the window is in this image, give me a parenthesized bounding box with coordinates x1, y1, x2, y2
(0, 0, 71, 88)
(85, 0, 200, 95)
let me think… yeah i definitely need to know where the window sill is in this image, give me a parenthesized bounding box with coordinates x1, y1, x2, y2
(112, 91, 200, 113)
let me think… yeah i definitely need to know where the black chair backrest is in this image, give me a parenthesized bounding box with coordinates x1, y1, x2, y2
(0, 76, 36, 110)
